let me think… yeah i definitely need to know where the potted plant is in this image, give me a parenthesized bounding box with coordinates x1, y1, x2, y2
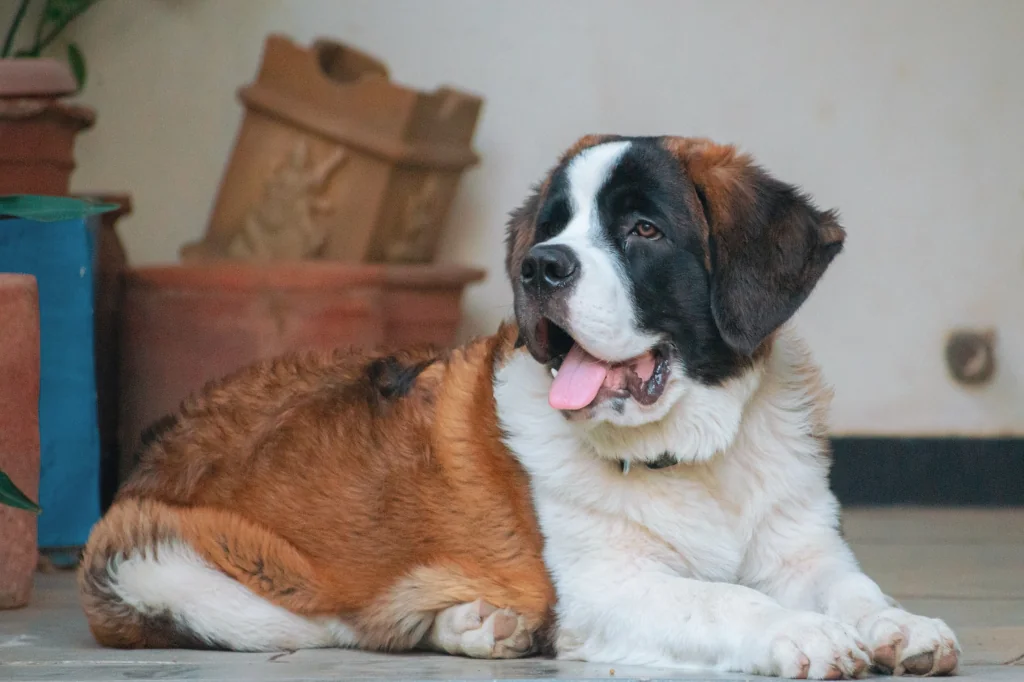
(1, 0, 102, 195)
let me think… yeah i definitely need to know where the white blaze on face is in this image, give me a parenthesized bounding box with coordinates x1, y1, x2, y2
(540, 141, 660, 363)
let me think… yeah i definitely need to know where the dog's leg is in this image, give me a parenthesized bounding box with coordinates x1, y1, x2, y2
(742, 499, 960, 676)
(348, 563, 549, 658)
(550, 552, 872, 678)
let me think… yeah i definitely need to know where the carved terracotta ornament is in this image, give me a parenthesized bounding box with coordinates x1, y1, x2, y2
(228, 141, 347, 262)
(387, 175, 443, 262)
(181, 35, 482, 264)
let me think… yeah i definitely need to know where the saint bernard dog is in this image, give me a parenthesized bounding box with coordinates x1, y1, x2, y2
(80, 135, 959, 678)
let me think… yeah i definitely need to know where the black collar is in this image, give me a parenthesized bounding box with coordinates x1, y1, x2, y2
(619, 452, 677, 474)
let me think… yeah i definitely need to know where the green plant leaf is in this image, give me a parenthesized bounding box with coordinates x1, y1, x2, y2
(0, 195, 119, 222)
(67, 42, 86, 90)
(2, 0, 31, 58)
(0, 471, 41, 514)
(44, 0, 65, 23)
(35, 0, 99, 54)
(45, 0, 93, 24)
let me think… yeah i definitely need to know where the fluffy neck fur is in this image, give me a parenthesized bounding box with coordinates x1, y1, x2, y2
(494, 325, 830, 472)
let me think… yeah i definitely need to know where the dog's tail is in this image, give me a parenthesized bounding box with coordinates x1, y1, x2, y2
(78, 497, 348, 651)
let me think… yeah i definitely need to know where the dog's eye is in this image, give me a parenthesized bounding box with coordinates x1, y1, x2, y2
(631, 220, 662, 240)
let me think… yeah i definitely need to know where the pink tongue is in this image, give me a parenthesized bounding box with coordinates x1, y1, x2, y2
(549, 343, 610, 411)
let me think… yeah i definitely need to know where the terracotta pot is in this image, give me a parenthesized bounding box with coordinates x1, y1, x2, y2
(0, 275, 41, 609)
(0, 59, 94, 195)
(118, 262, 484, 483)
(181, 34, 482, 265)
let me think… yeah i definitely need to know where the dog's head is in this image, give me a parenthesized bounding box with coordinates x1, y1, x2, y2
(506, 135, 845, 426)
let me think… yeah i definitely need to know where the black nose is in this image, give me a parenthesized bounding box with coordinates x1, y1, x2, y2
(520, 244, 579, 290)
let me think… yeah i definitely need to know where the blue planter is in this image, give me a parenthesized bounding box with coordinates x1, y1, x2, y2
(0, 214, 101, 549)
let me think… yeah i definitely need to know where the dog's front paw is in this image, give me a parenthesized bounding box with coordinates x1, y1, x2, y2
(856, 608, 959, 676)
(756, 612, 872, 679)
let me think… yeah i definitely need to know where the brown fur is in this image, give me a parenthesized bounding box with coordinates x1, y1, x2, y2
(79, 325, 555, 652)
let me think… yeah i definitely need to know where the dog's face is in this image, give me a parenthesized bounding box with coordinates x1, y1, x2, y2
(506, 136, 845, 427)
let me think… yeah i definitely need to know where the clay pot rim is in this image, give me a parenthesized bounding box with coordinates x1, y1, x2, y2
(0, 273, 38, 291)
(0, 57, 76, 98)
(310, 37, 389, 84)
(126, 263, 487, 291)
(0, 97, 95, 126)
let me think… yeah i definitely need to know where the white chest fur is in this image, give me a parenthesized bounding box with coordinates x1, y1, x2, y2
(493, 327, 834, 609)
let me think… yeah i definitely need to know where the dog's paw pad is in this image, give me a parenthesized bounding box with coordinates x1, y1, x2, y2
(446, 598, 495, 634)
(901, 652, 935, 675)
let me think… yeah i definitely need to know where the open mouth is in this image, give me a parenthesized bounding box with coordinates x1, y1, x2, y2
(537, 319, 672, 412)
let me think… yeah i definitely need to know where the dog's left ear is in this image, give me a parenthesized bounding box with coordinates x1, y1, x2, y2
(667, 138, 846, 357)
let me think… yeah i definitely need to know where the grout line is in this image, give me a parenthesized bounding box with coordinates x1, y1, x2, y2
(848, 540, 1024, 546)
(1002, 651, 1024, 666)
(891, 592, 1024, 598)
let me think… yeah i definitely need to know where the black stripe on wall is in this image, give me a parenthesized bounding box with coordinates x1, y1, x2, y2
(829, 437, 1024, 506)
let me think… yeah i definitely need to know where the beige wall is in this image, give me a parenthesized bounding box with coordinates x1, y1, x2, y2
(61, 0, 1024, 436)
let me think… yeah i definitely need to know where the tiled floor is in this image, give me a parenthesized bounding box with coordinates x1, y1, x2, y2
(1, 508, 1022, 681)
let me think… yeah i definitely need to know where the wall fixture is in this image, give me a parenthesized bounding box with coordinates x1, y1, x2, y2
(944, 328, 996, 387)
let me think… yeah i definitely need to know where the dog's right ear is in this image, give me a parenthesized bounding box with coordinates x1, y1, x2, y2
(664, 137, 846, 356)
